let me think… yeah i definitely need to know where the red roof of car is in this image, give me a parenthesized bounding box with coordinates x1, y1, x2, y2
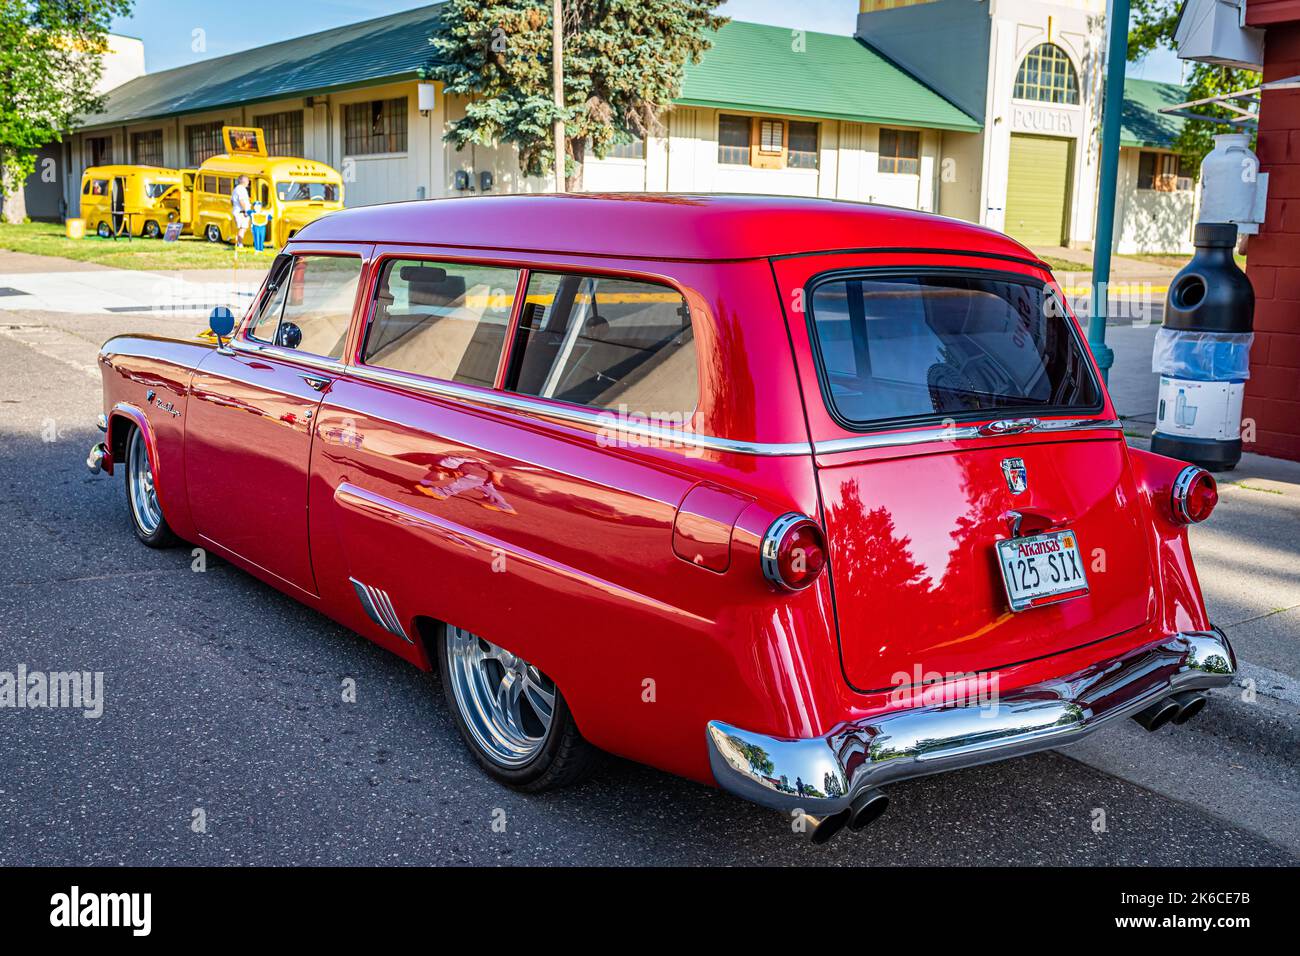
(295, 193, 1044, 264)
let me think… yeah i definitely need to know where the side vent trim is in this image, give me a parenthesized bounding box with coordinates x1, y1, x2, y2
(350, 577, 411, 643)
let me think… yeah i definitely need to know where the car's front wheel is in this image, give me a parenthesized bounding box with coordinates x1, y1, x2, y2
(204, 223, 222, 243)
(438, 624, 600, 791)
(124, 426, 179, 548)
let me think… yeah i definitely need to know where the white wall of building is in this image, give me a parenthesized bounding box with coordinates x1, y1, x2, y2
(98, 34, 146, 94)
(1114, 147, 1198, 254)
(981, 0, 1105, 244)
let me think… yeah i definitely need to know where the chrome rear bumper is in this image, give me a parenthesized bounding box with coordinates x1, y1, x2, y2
(706, 629, 1235, 815)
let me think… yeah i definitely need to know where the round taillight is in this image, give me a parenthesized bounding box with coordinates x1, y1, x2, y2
(1172, 466, 1218, 524)
(761, 513, 827, 591)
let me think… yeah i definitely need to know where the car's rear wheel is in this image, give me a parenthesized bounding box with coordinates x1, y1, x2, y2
(204, 223, 222, 243)
(124, 426, 178, 548)
(96, 222, 111, 238)
(438, 624, 600, 791)
(142, 219, 161, 239)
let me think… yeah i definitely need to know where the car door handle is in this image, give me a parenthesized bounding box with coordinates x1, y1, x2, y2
(1004, 508, 1067, 538)
(301, 374, 332, 392)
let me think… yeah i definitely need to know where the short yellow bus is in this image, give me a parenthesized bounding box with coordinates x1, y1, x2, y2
(192, 127, 344, 248)
(79, 165, 184, 239)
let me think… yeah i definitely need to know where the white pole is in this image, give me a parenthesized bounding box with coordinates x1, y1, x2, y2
(552, 0, 565, 192)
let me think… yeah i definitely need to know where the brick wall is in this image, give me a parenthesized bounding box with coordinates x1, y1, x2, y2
(1244, 19, 1300, 461)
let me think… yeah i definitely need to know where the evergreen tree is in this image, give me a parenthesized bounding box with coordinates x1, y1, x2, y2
(427, 0, 726, 190)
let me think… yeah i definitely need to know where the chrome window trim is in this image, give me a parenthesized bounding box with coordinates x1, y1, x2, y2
(344, 363, 812, 457)
(230, 338, 1121, 458)
(812, 417, 1123, 455)
(229, 337, 348, 374)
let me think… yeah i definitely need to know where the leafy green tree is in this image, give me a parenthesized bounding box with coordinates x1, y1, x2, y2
(0, 0, 132, 222)
(1128, 0, 1259, 171)
(427, 0, 726, 190)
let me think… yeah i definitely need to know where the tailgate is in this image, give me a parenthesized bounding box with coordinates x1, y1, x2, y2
(819, 435, 1154, 692)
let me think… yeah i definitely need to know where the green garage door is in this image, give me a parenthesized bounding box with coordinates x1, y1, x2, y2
(1005, 134, 1072, 246)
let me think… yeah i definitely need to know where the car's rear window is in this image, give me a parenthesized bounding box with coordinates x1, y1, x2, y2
(807, 272, 1101, 427)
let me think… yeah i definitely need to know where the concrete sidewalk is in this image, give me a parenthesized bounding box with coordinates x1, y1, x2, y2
(0, 249, 266, 316)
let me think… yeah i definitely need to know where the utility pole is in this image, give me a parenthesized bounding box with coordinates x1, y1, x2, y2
(1088, 0, 1130, 383)
(552, 0, 565, 192)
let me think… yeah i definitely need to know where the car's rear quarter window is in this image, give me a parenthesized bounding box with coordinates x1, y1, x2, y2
(506, 272, 698, 419)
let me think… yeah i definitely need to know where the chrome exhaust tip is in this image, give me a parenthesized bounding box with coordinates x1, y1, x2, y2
(806, 808, 852, 846)
(86, 442, 107, 475)
(1132, 697, 1180, 732)
(847, 788, 890, 832)
(1171, 690, 1208, 725)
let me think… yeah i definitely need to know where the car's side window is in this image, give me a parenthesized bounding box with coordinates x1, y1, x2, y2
(245, 256, 292, 342)
(247, 254, 362, 360)
(505, 272, 698, 418)
(362, 259, 520, 388)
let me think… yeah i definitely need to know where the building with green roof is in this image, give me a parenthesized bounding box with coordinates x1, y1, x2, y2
(34, 1, 1196, 254)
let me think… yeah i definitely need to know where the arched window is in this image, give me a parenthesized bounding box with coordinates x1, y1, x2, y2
(1013, 44, 1080, 105)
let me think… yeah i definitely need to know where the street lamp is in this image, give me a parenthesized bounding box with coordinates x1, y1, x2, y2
(1088, 0, 1130, 384)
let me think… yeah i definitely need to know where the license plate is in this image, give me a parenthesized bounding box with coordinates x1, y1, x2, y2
(996, 529, 1089, 612)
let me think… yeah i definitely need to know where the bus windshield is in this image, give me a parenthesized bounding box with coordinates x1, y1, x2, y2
(276, 181, 339, 203)
(144, 183, 174, 199)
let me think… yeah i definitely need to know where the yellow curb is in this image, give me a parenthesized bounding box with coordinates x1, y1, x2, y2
(1060, 284, 1169, 296)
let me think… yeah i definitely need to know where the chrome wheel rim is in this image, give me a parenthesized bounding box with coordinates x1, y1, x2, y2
(128, 429, 162, 536)
(446, 626, 556, 767)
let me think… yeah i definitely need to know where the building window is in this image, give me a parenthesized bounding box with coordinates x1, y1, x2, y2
(343, 98, 408, 155)
(608, 136, 644, 160)
(187, 121, 225, 165)
(718, 114, 751, 165)
(878, 128, 920, 175)
(586, 136, 644, 160)
(788, 121, 819, 169)
(254, 110, 304, 157)
(131, 130, 164, 167)
(84, 136, 112, 168)
(1138, 151, 1194, 192)
(758, 119, 784, 154)
(1013, 43, 1080, 105)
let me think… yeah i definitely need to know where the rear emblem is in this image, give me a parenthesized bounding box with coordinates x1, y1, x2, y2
(1002, 458, 1028, 494)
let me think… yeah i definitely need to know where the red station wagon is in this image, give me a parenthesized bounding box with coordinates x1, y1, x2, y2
(88, 194, 1235, 844)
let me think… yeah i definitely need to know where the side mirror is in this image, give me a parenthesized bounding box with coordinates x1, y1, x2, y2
(276, 322, 302, 350)
(209, 306, 235, 348)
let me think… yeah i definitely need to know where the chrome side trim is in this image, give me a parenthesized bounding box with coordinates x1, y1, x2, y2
(229, 338, 1118, 459)
(706, 628, 1236, 815)
(343, 363, 814, 457)
(229, 337, 348, 375)
(349, 577, 411, 643)
(812, 418, 1123, 456)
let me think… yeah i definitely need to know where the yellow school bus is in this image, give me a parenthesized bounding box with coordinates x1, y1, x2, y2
(78, 165, 185, 239)
(192, 127, 344, 248)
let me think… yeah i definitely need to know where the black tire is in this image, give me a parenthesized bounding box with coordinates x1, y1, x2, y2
(96, 222, 111, 238)
(436, 624, 601, 792)
(143, 219, 161, 239)
(123, 425, 179, 549)
(204, 223, 222, 243)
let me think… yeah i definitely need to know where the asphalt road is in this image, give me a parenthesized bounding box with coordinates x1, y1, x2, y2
(1, 308, 1296, 867)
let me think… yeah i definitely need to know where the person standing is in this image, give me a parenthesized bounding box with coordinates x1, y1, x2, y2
(230, 174, 252, 249)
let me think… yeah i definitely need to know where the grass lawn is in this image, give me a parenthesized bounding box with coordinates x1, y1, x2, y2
(1039, 254, 1094, 273)
(0, 221, 277, 271)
